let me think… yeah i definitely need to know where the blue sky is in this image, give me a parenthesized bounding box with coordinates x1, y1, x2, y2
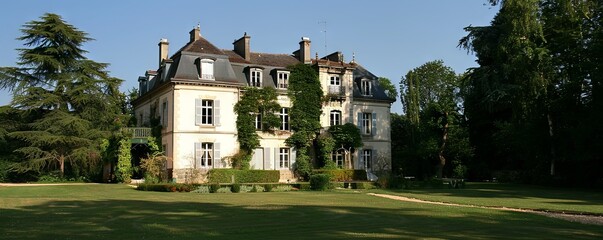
(0, 0, 499, 113)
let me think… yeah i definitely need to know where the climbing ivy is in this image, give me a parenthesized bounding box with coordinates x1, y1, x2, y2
(317, 132, 336, 169)
(116, 138, 132, 183)
(233, 87, 281, 169)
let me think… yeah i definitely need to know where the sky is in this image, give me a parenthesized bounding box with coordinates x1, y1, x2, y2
(0, 0, 499, 113)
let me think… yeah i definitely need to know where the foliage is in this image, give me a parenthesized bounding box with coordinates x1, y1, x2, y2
(263, 184, 273, 192)
(140, 152, 167, 184)
(208, 169, 279, 183)
(292, 148, 312, 180)
(115, 138, 132, 183)
(316, 132, 336, 168)
(309, 174, 331, 191)
(231, 183, 241, 193)
(227, 150, 252, 170)
(234, 87, 281, 169)
(0, 13, 125, 181)
(378, 77, 398, 100)
(328, 123, 363, 152)
(209, 183, 221, 193)
(136, 183, 194, 192)
(312, 169, 367, 182)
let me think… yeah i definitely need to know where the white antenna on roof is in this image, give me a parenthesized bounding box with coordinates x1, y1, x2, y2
(318, 20, 327, 57)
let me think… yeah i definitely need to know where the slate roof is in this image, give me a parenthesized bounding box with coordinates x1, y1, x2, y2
(223, 50, 300, 68)
(353, 64, 396, 103)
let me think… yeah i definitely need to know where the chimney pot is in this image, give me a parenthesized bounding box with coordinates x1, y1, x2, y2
(299, 37, 311, 64)
(189, 26, 200, 42)
(158, 38, 169, 68)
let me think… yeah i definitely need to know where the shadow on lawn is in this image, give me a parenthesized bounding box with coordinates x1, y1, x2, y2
(392, 183, 603, 204)
(1, 197, 603, 239)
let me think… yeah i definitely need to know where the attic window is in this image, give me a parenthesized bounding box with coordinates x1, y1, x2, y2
(361, 79, 372, 96)
(199, 59, 214, 80)
(250, 68, 262, 87)
(277, 71, 289, 89)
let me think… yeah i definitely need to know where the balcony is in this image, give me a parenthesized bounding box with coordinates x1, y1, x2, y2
(327, 85, 346, 100)
(123, 128, 152, 144)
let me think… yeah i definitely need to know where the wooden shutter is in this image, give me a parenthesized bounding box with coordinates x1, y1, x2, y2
(214, 100, 221, 126)
(213, 142, 221, 168)
(371, 113, 377, 136)
(274, 148, 279, 169)
(358, 147, 363, 170)
(195, 99, 202, 125)
(194, 142, 201, 168)
(371, 149, 377, 170)
(290, 148, 297, 169)
(357, 112, 362, 132)
(263, 147, 270, 170)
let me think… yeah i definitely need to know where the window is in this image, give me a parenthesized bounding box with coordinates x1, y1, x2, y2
(195, 142, 213, 168)
(330, 75, 341, 86)
(356, 112, 377, 135)
(195, 99, 220, 126)
(361, 79, 372, 96)
(161, 101, 168, 127)
(279, 108, 289, 131)
(200, 59, 214, 80)
(363, 149, 372, 170)
(330, 110, 341, 126)
(332, 150, 344, 168)
(250, 68, 262, 87)
(279, 148, 290, 169)
(254, 113, 262, 130)
(277, 71, 289, 89)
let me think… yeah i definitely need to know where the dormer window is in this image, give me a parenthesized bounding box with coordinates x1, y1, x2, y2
(198, 59, 214, 80)
(250, 68, 262, 87)
(277, 71, 289, 89)
(361, 79, 372, 96)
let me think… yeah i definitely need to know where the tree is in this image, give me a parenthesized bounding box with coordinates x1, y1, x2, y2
(378, 77, 398, 100)
(0, 13, 123, 179)
(400, 60, 461, 178)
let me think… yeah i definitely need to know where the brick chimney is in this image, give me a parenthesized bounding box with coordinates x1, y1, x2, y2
(189, 25, 200, 42)
(299, 37, 311, 64)
(233, 32, 251, 61)
(158, 38, 169, 68)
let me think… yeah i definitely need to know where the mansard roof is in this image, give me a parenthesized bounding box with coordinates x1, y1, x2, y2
(353, 64, 396, 103)
(223, 50, 300, 68)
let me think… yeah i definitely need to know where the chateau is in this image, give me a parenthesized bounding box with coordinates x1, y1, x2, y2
(132, 26, 394, 182)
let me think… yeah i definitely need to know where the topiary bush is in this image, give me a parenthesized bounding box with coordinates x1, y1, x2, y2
(231, 183, 241, 193)
(209, 183, 221, 193)
(309, 174, 331, 191)
(263, 184, 273, 192)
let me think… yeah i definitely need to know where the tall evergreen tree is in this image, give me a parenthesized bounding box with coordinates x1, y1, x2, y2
(0, 13, 123, 178)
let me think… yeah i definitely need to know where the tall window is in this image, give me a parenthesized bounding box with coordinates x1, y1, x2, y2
(200, 59, 214, 80)
(330, 110, 341, 126)
(277, 71, 289, 89)
(254, 114, 262, 130)
(280, 108, 289, 131)
(279, 148, 290, 168)
(362, 112, 372, 135)
(363, 149, 372, 170)
(195, 99, 220, 126)
(195, 142, 213, 168)
(361, 80, 371, 96)
(332, 150, 344, 168)
(250, 69, 262, 87)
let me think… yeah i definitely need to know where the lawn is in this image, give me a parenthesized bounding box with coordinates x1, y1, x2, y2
(380, 182, 603, 214)
(0, 184, 602, 239)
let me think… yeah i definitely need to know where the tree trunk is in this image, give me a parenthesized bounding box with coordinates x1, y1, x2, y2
(547, 113, 556, 176)
(59, 155, 65, 177)
(436, 112, 449, 178)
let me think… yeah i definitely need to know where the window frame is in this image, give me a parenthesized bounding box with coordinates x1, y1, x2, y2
(363, 149, 372, 170)
(195, 142, 214, 168)
(361, 79, 372, 96)
(332, 149, 345, 168)
(277, 71, 289, 89)
(250, 68, 262, 87)
(254, 113, 262, 130)
(200, 100, 213, 125)
(200, 59, 215, 80)
(279, 107, 289, 131)
(330, 110, 341, 126)
(279, 148, 290, 169)
(330, 75, 341, 86)
(362, 112, 372, 135)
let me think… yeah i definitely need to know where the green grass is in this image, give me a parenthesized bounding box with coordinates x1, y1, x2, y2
(0, 184, 602, 239)
(380, 182, 603, 214)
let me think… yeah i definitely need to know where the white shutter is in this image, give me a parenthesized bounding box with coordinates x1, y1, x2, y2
(214, 100, 221, 126)
(372, 113, 377, 136)
(274, 148, 279, 169)
(290, 148, 297, 168)
(263, 147, 270, 170)
(358, 147, 363, 170)
(195, 99, 202, 125)
(357, 112, 362, 131)
(371, 149, 377, 170)
(194, 142, 201, 168)
(214, 142, 221, 168)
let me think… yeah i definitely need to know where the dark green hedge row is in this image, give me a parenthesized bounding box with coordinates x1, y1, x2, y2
(312, 169, 367, 181)
(208, 169, 280, 183)
(136, 183, 194, 192)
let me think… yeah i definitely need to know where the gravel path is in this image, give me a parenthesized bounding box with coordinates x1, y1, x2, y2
(368, 193, 603, 226)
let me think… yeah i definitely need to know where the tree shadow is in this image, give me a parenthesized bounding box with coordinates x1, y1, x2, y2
(1, 196, 602, 239)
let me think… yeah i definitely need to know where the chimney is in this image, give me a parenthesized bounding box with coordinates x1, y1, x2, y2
(158, 38, 169, 68)
(189, 25, 200, 42)
(233, 32, 251, 61)
(299, 37, 311, 64)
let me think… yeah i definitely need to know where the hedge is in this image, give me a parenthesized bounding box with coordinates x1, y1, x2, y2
(309, 174, 331, 191)
(312, 169, 367, 181)
(136, 183, 194, 192)
(208, 169, 280, 183)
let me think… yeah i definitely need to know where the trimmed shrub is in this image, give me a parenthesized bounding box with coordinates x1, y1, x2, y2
(136, 183, 194, 192)
(231, 183, 241, 193)
(312, 169, 367, 181)
(209, 183, 221, 193)
(208, 169, 279, 183)
(351, 182, 376, 189)
(193, 185, 210, 194)
(263, 184, 273, 192)
(310, 174, 331, 191)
